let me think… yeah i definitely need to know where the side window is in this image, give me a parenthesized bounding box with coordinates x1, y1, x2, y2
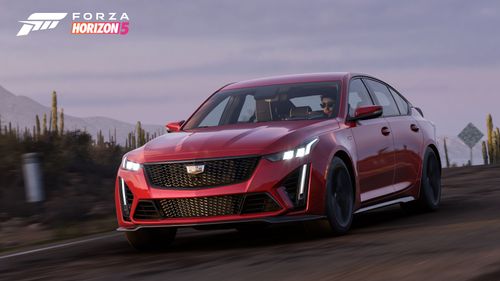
(348, 79, 374, 116)
(199, 96, 230, 127)
(389, 88, 409, 115)
(237, 95, 256, 122)
(363, 79, 400, 116)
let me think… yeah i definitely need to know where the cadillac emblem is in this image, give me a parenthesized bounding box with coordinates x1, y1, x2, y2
(186, 164, 205, 175)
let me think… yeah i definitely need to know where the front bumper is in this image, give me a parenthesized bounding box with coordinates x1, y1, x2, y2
(115, 155, 327, 230)
(116, 214, 326, 231)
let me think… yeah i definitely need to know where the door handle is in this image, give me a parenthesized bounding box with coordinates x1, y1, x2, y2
(381, 126, 391, 136)
(410, 124, 419, 132)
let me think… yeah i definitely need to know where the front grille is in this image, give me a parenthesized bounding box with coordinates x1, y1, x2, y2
(159, 195, 244, 218)
(133, 193, 281, 220)
(143, 156, 260, 188)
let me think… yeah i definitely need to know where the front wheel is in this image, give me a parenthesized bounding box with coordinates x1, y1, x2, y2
(125, 228, 177, 251)
(402, 147, 441, 213)
(325, 157, 354, 235)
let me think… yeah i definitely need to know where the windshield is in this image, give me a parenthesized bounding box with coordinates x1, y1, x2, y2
(183, 81, 341, 130)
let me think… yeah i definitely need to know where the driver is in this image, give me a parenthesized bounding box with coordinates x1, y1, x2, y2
(320, 95, 336, 117)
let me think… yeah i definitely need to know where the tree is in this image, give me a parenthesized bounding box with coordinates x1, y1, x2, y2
(51, 91, 58, 134)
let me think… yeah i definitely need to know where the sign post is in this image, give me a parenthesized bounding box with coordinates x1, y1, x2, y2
(458, 123, 484, 165)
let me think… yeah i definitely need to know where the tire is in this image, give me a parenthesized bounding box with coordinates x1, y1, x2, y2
(325, 157, 355, 235)
(125, 228, 177, 251)
(401, 147, 441, 213)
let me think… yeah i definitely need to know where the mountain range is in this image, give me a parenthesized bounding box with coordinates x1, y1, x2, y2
(0, 85, 164, 145)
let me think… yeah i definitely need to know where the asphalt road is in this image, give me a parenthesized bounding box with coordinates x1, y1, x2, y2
(1, 165, 500, 281)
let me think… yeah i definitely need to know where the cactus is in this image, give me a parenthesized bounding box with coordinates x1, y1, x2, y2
(487, 114, 494, 164)
(97, 130, 105, 147)
(127, 132, 133, 149)
(35, 115, 41, 139)
(482, 141, 488, 165)
(494, 128, 500, 163)
(51, 91, 58, 134)
(495, 127, 500, 163)
(136, 121, 146, 147)
(42, 113, 47, 135)
(443, 137, 450, 168)
(59, 108, 64, 135)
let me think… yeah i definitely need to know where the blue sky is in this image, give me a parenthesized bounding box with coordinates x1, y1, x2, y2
(1, 0, 499, 136)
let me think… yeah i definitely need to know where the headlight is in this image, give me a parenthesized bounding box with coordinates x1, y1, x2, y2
(121, 156, 141, 171)
(265, 138, 319, 162)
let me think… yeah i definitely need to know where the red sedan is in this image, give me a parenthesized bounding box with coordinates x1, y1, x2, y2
(116, 73, 442, 250)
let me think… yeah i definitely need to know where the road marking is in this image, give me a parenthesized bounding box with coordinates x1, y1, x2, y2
(0, 232, 120, 260)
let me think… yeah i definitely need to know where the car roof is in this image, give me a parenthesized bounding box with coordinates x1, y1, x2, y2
(223, 72, 370, 91)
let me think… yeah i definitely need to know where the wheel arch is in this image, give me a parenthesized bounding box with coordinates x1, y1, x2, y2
(331, 149, 357, 204)
(427, 143, 442, 173)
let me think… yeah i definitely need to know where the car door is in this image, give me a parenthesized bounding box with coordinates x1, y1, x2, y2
(363, 78, 422, 196)
(386, 86, 423, 189)
(348, 78, 396, 203)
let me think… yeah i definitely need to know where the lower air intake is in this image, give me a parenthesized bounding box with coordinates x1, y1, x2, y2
(133, 193, 281, 220)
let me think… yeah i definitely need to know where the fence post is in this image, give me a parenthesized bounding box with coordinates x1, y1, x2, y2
(22, 153, 45, 202)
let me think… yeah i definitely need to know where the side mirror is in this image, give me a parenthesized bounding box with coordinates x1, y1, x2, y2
(166, 120, 185, 132)
(349, 105, 383, 121)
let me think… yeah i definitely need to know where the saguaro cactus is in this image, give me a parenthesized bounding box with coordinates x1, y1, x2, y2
(486, 114, 494, 164)
(42, 113, 47, 135)
(51, 91, 58, 134)
(59, 108, 64, 135)
(35, 115, 41, 138)
(490, 127, 500, 163)
(495, 127, 500, 163)
(482, 141, 488, 165)
(136, 121, 146, 147)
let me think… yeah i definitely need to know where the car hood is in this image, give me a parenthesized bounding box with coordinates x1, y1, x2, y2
(136, 120, 339, 163)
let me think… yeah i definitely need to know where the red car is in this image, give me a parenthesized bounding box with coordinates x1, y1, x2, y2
(116, 73, 442, 250)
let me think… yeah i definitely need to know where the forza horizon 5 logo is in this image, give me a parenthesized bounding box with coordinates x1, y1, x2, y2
(17, 12, 130, 36)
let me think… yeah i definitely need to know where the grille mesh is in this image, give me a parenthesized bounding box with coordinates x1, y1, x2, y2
(158, 195, 244, 218)
(133, 193, 281, 220)
(143, 157, 260, 188)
